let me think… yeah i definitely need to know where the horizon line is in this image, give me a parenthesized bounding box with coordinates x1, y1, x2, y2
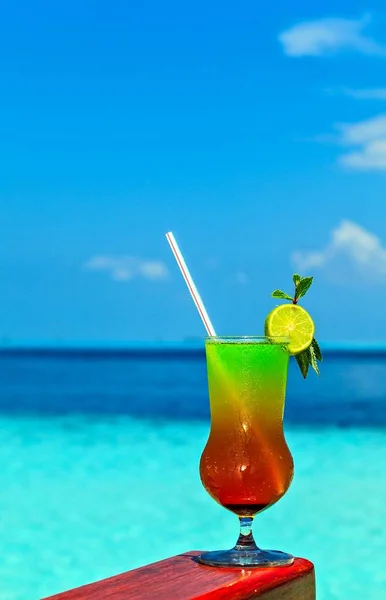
(1, 340, 386, 355)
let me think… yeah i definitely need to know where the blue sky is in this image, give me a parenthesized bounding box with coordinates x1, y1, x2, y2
(2, 2, 386, 343)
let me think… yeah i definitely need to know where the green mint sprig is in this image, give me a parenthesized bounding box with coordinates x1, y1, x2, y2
(271, 274, 322, 379)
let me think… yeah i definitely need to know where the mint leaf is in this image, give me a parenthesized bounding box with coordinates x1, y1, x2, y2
(271, 289, 293, 301)
(295, 340, 322, 378)
(293, 274, 301, 286)
(295, 349, 311, 379)
(311, 338, 323, 362)
(295, 276, 313, 300)
(309, 344, 320, 376)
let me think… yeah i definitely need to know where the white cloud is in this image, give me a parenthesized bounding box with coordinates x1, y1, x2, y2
(342, 88, 386, 99)
(340, 139, 386, 169)
(334, 114, 386, 170)
(279, 14, 386, 57)
(83, 256, 168, 282)
(292, 220, 386, 279)
(337, 114, 386, 144)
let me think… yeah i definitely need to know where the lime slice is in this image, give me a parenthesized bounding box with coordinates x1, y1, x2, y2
(265, 304, 315, 355)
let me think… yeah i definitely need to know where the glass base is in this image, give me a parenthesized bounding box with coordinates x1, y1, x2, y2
(197, 547, 294, 568)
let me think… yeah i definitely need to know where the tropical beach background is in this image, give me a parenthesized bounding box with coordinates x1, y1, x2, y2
(1, 1, 386, 599)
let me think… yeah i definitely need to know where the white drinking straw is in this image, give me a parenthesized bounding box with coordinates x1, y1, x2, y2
(165, 231, 217, 337)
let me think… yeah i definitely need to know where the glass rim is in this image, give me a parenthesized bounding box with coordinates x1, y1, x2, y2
(205, 335, 290, 343)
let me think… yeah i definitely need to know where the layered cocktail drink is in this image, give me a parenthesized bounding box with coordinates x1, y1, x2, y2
(198, 336, 294, 567)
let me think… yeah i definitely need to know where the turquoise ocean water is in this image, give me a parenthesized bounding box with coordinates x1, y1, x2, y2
(0, 347, 385, 599)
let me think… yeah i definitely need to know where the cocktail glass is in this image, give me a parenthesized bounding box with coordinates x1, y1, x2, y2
(198, 336, 294, 568)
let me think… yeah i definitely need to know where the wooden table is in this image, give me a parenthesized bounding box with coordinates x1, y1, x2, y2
(42, 551, 315, 599)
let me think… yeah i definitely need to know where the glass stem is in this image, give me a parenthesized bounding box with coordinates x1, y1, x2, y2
(235, 517, 258, 551)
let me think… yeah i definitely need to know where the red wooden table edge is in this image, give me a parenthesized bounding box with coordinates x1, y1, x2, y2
(185, 554, 315, 599)
(41, 552, 315, 600)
